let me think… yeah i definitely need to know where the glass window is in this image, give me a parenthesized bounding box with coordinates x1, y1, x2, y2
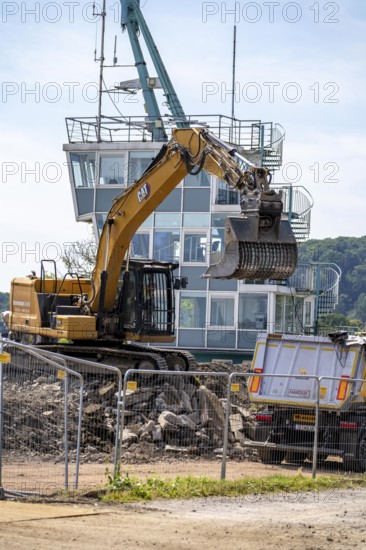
(210, 228, 224, 255)
(184, 171, 210, 187)
(131, 233, 150, 259)
(210, 212, 237, 257)
(304, 300, 312, 326)
(99, 155, 126, 185)
(153, 230, 180, 262)
(211, 212, 238, 227)
(207, 329, 236, 349)
(155, 213, 182, 228)
(70, 152, 95, 188)
(156, 189, 182, 212)
(183, 234, 207, 263)
(215, 179, 240, 205)
(180, 293, 207, 328)
(96, 213, 107, 237)
(210, 296, 235, 327)
(183, 188, 210, 212)
(128, 151, 156, 184)
(239, 293, 268, 330)
(275, 295, 304, 333)
(183, 213, 210, 228)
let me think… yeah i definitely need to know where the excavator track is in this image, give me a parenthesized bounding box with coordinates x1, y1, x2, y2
(36, 343, 197, 373)
(123, 343, 197, 372)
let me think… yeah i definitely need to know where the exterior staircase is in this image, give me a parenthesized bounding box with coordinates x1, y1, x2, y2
(288, 263, 342, 325)
(274, 185, 313, 242)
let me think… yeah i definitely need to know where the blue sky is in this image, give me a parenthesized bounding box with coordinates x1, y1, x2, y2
(0, 0, 365, 291)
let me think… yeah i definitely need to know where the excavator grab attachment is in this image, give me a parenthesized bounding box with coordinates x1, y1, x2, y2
(205, 216, 297, 280)
(204, 168, 298, 280)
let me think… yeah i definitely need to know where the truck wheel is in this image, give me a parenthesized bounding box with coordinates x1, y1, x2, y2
(358, 433, 366, 472)
(285, 451, 307, 465)
(254, 423, 285, 465)
(343, 431, 366, 473)
(258, 447, 286, 465)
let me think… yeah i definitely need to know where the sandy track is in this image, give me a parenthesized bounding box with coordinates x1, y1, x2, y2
(1, 487, 366, 549)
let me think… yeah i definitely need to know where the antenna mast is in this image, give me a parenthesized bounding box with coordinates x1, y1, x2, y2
(231, 25, 237, 121)
(95, 0, 106, 142)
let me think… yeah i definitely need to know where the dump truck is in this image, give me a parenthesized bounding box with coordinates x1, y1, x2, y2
(248, 331, 366, 471)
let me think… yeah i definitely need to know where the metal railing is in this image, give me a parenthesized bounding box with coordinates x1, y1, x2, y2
(273, 184, 313, 241)
(65, 114, 284, 153)
(288, 262, 342, 316)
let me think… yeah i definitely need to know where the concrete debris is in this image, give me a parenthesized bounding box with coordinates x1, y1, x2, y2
(2, 360, 257, 464)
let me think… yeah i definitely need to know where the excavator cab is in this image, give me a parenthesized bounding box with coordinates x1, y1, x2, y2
(117, 260, 179, 342)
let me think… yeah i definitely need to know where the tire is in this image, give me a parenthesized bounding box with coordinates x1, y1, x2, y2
(343, 430, 366, 473)
(258, 447, 286, 465)
(285, 451, 308, 465)
(254, 422, 285, 465)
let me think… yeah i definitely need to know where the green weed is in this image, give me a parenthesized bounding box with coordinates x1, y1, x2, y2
(104, 470, 366, 503)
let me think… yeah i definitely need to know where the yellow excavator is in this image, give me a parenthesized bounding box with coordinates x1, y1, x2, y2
(5, 128, 297, 370)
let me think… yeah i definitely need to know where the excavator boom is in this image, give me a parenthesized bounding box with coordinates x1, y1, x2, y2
(90, 127, 297, 314)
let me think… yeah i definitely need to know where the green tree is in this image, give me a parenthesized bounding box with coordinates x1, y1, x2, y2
(0, 292, 10, 312)
(299, 236, 366, 322)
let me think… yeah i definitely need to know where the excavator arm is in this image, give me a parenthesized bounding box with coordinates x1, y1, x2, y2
(89, 127, 297, 314)
(6, 127, 297, 351)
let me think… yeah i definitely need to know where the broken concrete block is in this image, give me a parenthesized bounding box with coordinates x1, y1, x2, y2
(197, 386, 225, 430)
(230, 413, 243, 432)
(122, 429, 138, 446)
(152, 425, 162, 442)
(158, 411, 181, 431)
(124, 389, 153, 407)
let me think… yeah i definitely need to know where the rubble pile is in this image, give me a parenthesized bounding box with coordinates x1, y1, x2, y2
(2, 375, 116, 461)
(2, 361, 257, 463)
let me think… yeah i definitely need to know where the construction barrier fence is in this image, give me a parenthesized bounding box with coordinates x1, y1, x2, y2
(1, 339, 365, 498)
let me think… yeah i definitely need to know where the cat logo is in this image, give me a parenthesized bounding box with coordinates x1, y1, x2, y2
(299, 369, 307, 375)
(137, 182, 151, 203)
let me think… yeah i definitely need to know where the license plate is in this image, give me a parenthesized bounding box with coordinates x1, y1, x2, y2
(294, 423, 315, 432)
(293, 414, 316, 423)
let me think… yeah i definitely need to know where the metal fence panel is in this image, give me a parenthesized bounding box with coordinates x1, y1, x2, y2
(35, 349, 123, 490)
(316, 377, 366, 474)
(0, 340, 83, 497)
(119, 370, 231, 480)
(222, 373, 321, 479)
(3, 338, 366, 494)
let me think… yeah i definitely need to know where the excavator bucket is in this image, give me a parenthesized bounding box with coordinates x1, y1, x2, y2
(205, 215, 298, 281)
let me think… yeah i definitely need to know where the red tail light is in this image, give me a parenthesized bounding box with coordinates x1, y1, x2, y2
(256, 414, 273, 422)
(339, 421, 357, 430)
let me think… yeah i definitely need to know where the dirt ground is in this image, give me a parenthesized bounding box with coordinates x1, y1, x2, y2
(1, 486, 366, 550)
(2, 456, 346, 495)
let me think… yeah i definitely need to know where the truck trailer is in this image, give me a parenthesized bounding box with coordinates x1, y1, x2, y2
(248, 332, 366, 471)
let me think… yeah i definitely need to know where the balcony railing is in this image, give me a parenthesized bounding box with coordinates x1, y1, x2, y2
(65, 114, 284, 153)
